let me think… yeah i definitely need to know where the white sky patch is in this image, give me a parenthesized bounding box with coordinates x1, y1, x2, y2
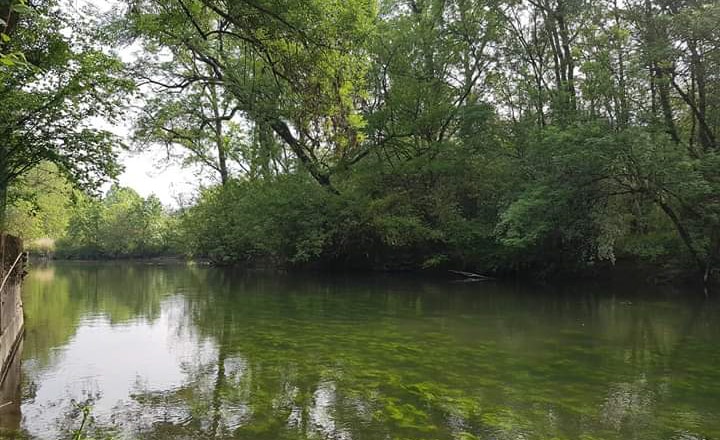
(117, 150, 202, 208)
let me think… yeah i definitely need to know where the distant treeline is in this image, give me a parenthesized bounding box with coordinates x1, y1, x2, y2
(3, 160, 712, 281)
(6, 167, 178, 260)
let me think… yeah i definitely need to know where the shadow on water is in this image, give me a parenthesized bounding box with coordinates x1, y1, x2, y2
(3, 261, 719, 439)
(0, 340, 22, 438)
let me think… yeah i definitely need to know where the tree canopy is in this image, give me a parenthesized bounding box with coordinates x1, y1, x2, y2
(0, 0, 134, 223)
(4, 0, 720, 282)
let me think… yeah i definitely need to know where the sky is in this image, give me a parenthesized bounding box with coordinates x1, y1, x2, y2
(116, 150, 203, 207)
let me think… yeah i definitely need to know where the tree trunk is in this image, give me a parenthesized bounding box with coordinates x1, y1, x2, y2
(613, 0, 629, 127)
(269, 118, 338, 194)
(688, 41, 713, 151)
(0, 3, 19, 45)
(209, 84, 229, 185)
(642, 0, 680, 144)
(215, 116, 229, 185)
(0, 155, 8, 229)
(556, 2, 576, 115)
(655, 65, 681, 144)
(705, 230, 720, 288)
(657, 199, 706, 276)
(0, 184, 6, 229)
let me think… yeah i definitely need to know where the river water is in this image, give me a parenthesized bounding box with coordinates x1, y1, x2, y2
(1, 262, 718, 439)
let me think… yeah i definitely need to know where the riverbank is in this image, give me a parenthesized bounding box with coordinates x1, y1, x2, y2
(29, 253, 715, 293)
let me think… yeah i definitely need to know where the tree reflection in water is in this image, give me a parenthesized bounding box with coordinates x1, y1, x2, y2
(8, 263, 720, 440)
(0, 340, 22, 437)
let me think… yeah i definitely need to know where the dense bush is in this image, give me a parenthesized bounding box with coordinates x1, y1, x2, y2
(178, 120, 718, 278)
(181, 175, 334, 265)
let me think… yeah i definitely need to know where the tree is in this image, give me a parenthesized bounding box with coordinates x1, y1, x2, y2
(0, 0, 134, 225)
(4, 162, 75, 243)
(368, 0, 502, 160)
(59, 185, 174, 258)
(8, 0, 708, 282)
(0, 0, 31, 69)
(123, 0, 376, 191)
(131, 37, 241, 185)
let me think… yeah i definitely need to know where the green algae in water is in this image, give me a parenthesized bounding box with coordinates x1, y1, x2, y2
(3, 262, 719, 440)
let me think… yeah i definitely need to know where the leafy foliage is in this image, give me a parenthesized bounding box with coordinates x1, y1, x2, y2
(182, 175, 333, 265)
(4, 162, 75, 244)
(4, 0, 720, 280)
(0, 0, 135, 224)
(57, 186, 176, 259)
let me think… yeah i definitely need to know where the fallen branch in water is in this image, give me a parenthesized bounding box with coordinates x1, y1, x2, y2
(449, 270, 496, 281)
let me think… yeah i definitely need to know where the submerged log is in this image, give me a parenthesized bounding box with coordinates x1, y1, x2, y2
(449, 270, 496, 281)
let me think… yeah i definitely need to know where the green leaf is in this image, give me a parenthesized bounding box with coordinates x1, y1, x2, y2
(11, 3, 32, 14)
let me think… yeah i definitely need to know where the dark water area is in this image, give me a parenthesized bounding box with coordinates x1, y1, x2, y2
(1, 262, 718, 439)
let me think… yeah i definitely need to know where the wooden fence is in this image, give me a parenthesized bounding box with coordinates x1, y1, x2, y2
(0, 233, 24, 388)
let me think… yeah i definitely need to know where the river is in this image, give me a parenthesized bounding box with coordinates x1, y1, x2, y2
(1, 262, 718, 439)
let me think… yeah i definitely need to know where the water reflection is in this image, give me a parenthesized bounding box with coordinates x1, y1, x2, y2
(5, 262, 719, 439)
(0, 340, 22, 435)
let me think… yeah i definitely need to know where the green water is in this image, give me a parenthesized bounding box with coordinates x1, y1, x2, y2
(1, 262, 719, 439)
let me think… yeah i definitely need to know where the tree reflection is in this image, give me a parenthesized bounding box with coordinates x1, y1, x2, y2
(0, 341, 22, 437)
(15, 265, 720, 439)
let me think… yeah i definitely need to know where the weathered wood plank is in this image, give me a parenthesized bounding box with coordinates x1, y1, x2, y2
(0, 234, 24, 390)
